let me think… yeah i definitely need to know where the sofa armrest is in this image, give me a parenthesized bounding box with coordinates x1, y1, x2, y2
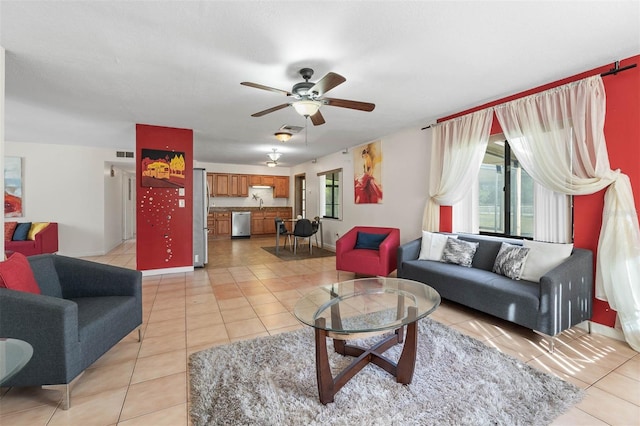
(34, 222, 58, 254)
(51, 255, 142, 300)
(538, 248, 593, 335)
(397, 238, 422, 277)
(0, 288, 82, 386)
(378, 229, 400, 273)
(336, 228, 360, 270)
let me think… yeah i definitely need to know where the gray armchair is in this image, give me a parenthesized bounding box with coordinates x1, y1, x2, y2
(0, 254, 142, 409)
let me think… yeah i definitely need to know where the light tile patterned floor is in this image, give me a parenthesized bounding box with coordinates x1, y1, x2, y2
(1, 237, 638, 425)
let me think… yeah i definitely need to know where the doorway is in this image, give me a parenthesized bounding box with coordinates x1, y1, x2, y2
(294, 174, 306, 218)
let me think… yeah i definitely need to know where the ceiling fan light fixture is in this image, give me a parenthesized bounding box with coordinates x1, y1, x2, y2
(292, 100, 322, 117)
(274, 131, 292, 142)
(266, 161, 277, 168)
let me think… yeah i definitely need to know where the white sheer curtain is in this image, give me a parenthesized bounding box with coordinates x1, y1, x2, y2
(495, 75, 640, 350)
(423, 109, 493, 231)
(533, 183, 572, 243)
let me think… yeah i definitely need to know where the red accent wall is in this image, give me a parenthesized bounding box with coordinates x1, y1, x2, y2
(438, 55, 640, 327)
(136, 124, 193, 271)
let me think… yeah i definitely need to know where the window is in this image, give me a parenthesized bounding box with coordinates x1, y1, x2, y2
(479, 136, 534, 238)
(318, 169, 342, 220)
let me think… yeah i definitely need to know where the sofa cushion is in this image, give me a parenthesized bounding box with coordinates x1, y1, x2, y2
(27, 255, 63, 298)
(354, 232, 388, 250)
(4, 222, 18, 241)
(419, 231, 457, 261)
(492, 242, 530, 280)
(0, 252, 41, 294)
(28, 222, 50, 240)
(441, 237, 478, 267)
(12, 222, 32, 241)
(521, 240, 573, 283)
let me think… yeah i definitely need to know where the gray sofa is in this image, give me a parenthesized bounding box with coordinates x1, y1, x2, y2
(397, 233, 593, 347)
(0, 254, 142, 409)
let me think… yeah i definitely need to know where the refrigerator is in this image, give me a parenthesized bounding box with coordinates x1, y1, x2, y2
(193, 168, 209, 267)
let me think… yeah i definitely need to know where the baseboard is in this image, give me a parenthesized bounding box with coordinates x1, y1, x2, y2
(577, 321, 626, 342)
(141, 266, 194, 277)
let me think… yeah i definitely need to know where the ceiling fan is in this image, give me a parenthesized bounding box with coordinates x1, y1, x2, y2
(241, 68, 375, 126)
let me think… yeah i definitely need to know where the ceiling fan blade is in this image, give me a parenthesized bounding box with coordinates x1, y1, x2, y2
(241, 82, 291, 96)
(308, 72, 346, 96)
(323, 97, 375, 112)
(251, 103, 290, 117)
(310, 110, 326, 126)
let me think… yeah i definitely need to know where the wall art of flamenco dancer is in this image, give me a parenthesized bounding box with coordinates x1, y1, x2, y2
(354, 141, 383, 204)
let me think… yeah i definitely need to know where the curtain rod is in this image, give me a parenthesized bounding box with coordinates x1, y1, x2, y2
(422, 60, 637, 130)
(601, 60, 637, 77)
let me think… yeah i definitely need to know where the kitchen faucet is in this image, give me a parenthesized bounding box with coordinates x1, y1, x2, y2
(259, 198, 264, 210)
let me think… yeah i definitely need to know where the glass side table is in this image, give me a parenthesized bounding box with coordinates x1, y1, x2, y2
(0, 338, 34, 385)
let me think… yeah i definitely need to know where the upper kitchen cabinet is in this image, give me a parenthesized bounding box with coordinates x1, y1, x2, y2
(206, 173, 215, 197)
(211, 173, 248, 197)
(273, 176, 289, 198)
(230, 174, 249, 197)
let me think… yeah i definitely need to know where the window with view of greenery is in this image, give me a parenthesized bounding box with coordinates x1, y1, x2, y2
(318, 169, 342, 219)
(479, 137, 534, 237)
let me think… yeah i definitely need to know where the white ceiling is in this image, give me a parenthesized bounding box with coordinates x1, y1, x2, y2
(1, 1, 639, 168)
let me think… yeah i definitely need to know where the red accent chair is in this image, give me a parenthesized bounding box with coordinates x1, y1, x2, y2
(336, 226, 400, 277)
(5, 222, 59, 257)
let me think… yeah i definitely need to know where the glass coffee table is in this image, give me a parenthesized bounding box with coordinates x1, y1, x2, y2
(1, 338, 33, 385)
(294, 277, 440, 404)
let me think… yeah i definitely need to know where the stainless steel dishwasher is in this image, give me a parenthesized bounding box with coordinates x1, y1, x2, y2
(231, 211, 251, 238)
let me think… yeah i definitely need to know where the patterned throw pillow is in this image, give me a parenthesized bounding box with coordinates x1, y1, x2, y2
(441, 237, 478, 268)
(4, 222, 18, 241)
(492, 242, 531, 280)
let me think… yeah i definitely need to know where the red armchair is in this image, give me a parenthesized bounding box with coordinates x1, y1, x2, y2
(336, 226, 400, 277)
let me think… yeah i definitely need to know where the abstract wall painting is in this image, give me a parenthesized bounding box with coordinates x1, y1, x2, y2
(4, 156, 24, 217)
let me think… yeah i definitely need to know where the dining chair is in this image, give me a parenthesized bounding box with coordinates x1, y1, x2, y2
(275, 217, 292, 250)
(293, 218, 314, 254)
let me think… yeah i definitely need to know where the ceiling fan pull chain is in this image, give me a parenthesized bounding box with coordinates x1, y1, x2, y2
(305, 117, 309, 146)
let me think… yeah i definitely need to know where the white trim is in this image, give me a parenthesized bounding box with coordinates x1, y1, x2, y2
(141, 266, 194, 277)
(577, 321, 626, 343)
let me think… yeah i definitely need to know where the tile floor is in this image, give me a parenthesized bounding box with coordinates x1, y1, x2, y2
(1, 237, 638, 425)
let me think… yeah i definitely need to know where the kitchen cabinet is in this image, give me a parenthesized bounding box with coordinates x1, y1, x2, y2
(250, 208, 292, 235)
(273, 176, 289, 198)
(209, 211, 231, 238)
(251, 214, 264, 235)
(206, 174, 215, 197)
(212, 173, 248, 197)
(230, 174, 249, 197)
(212, 173, 230, 196)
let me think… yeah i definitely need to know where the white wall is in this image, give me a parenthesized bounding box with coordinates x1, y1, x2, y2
(194, 161, 292, 209)
(5, 141, 134, 256)
(291, 127, 433, 249)
(104, 165, 125, 252)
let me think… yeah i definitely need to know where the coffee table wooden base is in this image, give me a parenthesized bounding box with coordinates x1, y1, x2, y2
(314, 311, 418, 405)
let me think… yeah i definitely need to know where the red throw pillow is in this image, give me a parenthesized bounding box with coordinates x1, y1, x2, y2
(0, 252, 41, 294)
(4, 222, 18, 241)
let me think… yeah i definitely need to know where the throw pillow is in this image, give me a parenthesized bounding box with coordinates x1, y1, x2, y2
(354, 232, 388, 250)
(4, 222, 18, 241)
(492, 242, 531, 280)
(12, 222, 32, 241)
(0, 252, 41, 294)
(28, 222, 50, 240)
(418, 231, 458, 261)
(441, 237, 478, 268)
(520, 240, 574, 282)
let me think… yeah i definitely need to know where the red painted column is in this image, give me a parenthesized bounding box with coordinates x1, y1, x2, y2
(136, 124, 194, 271)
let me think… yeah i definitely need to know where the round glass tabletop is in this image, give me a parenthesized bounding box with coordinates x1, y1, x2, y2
(294, 277, 440, 335)
(0, 338, 33, 384)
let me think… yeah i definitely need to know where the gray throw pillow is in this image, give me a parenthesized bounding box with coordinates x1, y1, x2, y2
(441, 237, 478, 268)
(492, 242, 531, 280)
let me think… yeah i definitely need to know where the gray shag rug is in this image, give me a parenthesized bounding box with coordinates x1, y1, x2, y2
(189, 318, 583, 425)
